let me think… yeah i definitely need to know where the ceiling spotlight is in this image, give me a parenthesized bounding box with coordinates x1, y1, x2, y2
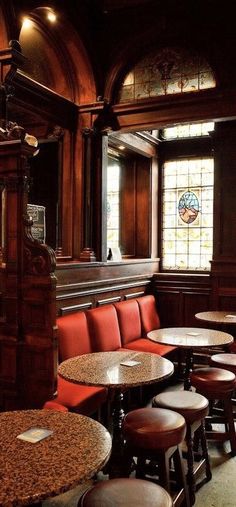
(47, 11, 57, 23)
(22, 17, 32, 29)
(118, 145, 125, 150)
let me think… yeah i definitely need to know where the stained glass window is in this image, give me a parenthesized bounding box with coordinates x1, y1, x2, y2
(162, 122, 214, 139)
(162, 158, 214, 271)
(118, 47, 216, 103)
(107, 160, 120, 252)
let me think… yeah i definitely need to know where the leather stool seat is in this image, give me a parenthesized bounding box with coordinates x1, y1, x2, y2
(123, 407, 186, 449)
(190, 367, 236, 456)
(153, 391, 211, 505)
(122, 407, 190, 506)
(78, 478, 173, 507)
(153, 390, 209, 424)
(210, 354, 236, 375)
(191, 367, 236, 395)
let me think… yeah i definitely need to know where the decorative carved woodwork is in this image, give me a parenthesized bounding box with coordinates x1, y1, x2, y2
(0, 139, 57, 410)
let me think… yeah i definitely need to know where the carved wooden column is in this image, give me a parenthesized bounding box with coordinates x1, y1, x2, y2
(80, 128, 96, 261)
(0, 138, 57, 410)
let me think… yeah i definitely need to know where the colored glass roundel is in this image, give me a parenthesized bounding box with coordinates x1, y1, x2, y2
(178, 191, 199, 224)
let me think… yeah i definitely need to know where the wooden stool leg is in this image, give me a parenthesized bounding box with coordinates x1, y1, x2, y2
(223, 398, 236, 456)
(136, 456, 146, 479)
(172, 446, 190, 507)
(185, 425, 195, 506)
(199, 421, 212, 482)
(158, 451, 171, 492)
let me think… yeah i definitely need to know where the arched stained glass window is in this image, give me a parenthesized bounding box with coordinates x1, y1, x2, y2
(118, 47, 216, 102)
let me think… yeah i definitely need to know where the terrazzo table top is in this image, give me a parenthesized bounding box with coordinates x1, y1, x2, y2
(58, 350, 174, 389)
(195, 311, 236, 324)
(0, 409, 111, 507)
(147, 327, 233, 349)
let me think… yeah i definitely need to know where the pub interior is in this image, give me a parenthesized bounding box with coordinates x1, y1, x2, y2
(1, 0, 236, 506)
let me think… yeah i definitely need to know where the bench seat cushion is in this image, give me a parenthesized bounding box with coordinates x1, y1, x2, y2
(124, 338, 176, 357)
(45, 376, 108, 416)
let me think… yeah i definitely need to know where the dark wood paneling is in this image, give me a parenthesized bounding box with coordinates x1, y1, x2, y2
(56, 259, 159, 315)
(153, 273, 211, 328)
(136, 157, 151, 257)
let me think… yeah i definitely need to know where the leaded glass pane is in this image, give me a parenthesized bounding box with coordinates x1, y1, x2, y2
(162, 157, 214, 271)
(107, 160, 120, 251)
(163, 121, 214, 139)
(118, 47, 216, 102)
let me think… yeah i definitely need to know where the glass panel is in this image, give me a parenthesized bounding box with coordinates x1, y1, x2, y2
(163, 121, 215, 139)
(107, 160, 120, 252)
(162, 157, 214, 271)
(118, 47, 215, 102)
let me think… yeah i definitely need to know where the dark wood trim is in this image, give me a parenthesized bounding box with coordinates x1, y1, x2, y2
(8, 70, 77, 130)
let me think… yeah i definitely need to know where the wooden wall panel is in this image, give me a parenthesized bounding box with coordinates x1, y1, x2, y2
(56, 259, 159, 315)
(153, 273, 211, 328)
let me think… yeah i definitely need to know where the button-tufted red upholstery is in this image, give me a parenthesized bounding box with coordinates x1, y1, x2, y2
(78, 478, 173, 507)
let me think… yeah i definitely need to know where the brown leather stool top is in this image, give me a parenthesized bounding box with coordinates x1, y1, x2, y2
(153, 390, 209, 424)
(190, 366, 236, 456)
(210, 354, 236, 376)
(191, 367, 236, 395)
(78, 478, 173, 507)
(123, 407, 186, 450)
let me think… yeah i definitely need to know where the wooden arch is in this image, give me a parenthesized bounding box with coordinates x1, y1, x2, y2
(18, 6, 97, 104)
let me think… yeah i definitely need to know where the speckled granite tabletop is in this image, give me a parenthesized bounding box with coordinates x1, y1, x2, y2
(195, 311, 236, 324)
(148, 327, 233, 348)
(58, 351, 174, 389)
(0, 410, 111, 507)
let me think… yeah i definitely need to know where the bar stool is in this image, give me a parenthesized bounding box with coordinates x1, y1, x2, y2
(210, 353, 236, 420)
(152, 390, 211, 506)
(78, 478, 173, 507)
(190, 367, 236, 456)
(210, 353, 236, 375)
(122, 407, 190, 507)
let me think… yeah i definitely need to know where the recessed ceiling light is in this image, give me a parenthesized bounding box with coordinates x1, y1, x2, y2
(47, 11, 57, 23)
(118, 145, 125, 150)
(22, 17, 32, 29)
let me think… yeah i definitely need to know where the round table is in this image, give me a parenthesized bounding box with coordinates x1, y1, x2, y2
(147, 327, 233, 390)
(58, 350, 174, 477)
(195, 311, 236, 325)
(0, 409, 111, 507)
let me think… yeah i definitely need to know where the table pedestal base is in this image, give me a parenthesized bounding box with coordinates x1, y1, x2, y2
(104, 389, 126, 479)
(184, 348, 194, 390)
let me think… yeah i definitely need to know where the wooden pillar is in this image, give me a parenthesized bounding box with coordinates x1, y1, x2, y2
(0, 137, 57, 410)
(80, 128, 96, 261)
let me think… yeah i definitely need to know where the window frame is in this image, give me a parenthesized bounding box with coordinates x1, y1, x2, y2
(158, 129, 214, 273)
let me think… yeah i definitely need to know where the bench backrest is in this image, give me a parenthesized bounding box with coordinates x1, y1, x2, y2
(114, 299, 142, 345)
(86, 304, 122, 352)
(57, 311, 92, 362)
(137, 295, 160, 334)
